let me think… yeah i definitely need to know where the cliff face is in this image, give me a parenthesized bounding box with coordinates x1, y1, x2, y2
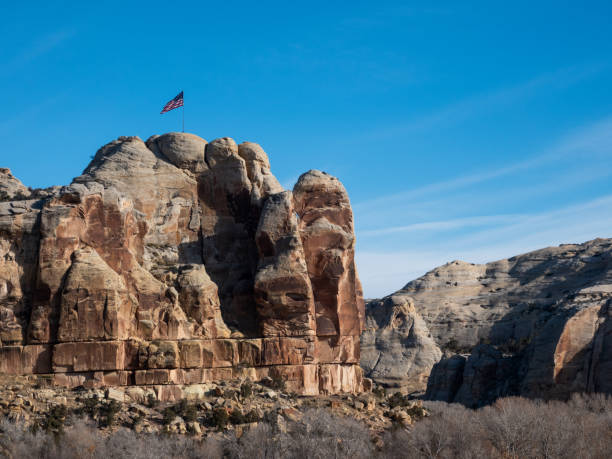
(362, 238, 612, 406)
(0, 133, 365, 399)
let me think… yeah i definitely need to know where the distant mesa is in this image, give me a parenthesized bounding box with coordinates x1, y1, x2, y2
(362, 238, 612, 406)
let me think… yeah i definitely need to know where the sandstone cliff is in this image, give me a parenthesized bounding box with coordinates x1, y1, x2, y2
(0, 133, 365, 399)
(362, 238, 612, 406)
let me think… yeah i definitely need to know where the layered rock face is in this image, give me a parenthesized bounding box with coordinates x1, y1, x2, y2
(361, 295, 440, 393)
(0, 133, 365, 398)
(362, 238, 612, 406)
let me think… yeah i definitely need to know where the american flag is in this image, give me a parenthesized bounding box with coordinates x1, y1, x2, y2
(160, 91, 183, 114)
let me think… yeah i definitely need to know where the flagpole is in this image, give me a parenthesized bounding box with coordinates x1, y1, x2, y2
(182, 100, 185, 133)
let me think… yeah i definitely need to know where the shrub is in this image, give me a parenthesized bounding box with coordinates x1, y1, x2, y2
(183, 406, 197, 423)
(174, 400, 197, 423)
(411, 394, 612, 459)
(444, 338, 462, 353)
(1, 418, 224, 459)
(208, 407, 229, 430)
(372, 386, 385, 398)
(223, 409, 374, 459)
(223, 423, 281, 459)
(77, 395, 100, 417)
(229, 410, 246, 425)
(240, 379, 253, 399)
(388, 392, 410, 408)
(269, 373, 286, 391)
(132, 414, 144, 429)
(1, 394, 611, 458)
(286, 409, 374, 459)
(1, 418, 56, 457)
(146, 393, 159, 408)
(99, 400, 121, 428)
(162, 407, 177, 426)
(41, 404, 68, 436)
(229, 409, 260, 425)
(386, 410, 409, 428)
(406, 403, 426, 420)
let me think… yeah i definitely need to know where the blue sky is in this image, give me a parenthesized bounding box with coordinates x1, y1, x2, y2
(2, 1, 612, 297)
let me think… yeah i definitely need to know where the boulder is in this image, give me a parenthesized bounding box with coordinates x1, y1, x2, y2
(237, 142, 282, 204)
(147, 132, 207, 173)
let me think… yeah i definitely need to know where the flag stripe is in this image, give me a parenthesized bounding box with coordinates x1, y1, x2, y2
(160, 91, 184, 114)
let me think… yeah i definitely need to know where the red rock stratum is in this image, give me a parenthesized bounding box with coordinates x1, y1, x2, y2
(0, 133, 365, 399)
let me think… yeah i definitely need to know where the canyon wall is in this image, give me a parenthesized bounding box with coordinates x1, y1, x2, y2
(362, 238, 612, 406)
(0, 133, 365, 399)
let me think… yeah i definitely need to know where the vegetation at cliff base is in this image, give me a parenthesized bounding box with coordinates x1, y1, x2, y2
(1, 394, 610, 459)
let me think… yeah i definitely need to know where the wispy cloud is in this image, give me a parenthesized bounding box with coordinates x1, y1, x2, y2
(354, 115, 612, 213)
(357, 194, 612, 298)
(453, 195, 612, 250)
(358, 214, 524, 237)
(361, 62, 607, 140)
(355, 115, 612, 297)
(554, 115, 612, 155)
(0, 92, 67, 136)
(1, 29, 76, 77)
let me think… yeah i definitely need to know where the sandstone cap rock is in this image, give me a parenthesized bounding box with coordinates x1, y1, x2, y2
(147, 132, 208, 173)
(206, 137, 239, 166)
(0, 168, 30, 200)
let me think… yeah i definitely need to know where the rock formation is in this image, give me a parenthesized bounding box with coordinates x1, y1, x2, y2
(0, 169, 30, 201)
(0, 133, 365, 399)
(362, 238, 612, 405)
(361, 295, 440, 393)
